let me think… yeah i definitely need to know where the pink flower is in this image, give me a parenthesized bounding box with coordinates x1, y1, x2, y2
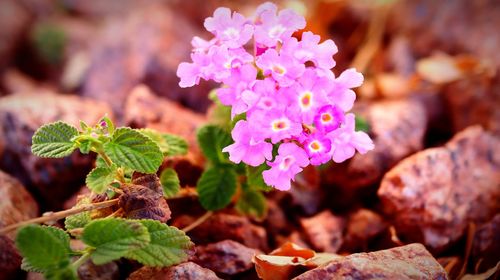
(327, 68, 363, 111)
(263, 142, 309, 190)
(211, 46, 253, 82)
(282, 32, 337, 69)
(254, 5, 305, 47)
(204, 7, 254, 48)
(285, 68, 329, 124)
(247, 107, 302, 143)
(327, 114, 374, 163)
(191, 36, 217, 53)
(303, 132, 332, 166)
(216, 64, 258, 117)
(222, 120, 273, 166)
(177, 51, 213, 88)
(314, 105, 344, 133)
(256, 48, 305, 87)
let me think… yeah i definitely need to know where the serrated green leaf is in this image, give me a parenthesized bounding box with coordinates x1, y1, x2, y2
(31, 121, 78, 158)
(78, 139, 93, 154)
(16, 225, 71, 272)
(197, 125, 232, 164)
(197, 166, 237, 210)
(65, 197, 92, 231)
(82, 218, 150, 265)
(163, 134, 188, 156)
(126, 220, 193, 267)
(103, 128, 163, 174)
(246, 164, 272, 192)
(138, 129, 188, 157)
(236, 189, 268, 219)
(160, 168, 180, 198)
(86, 166, 116, 194)
(79, 120, 90, 131)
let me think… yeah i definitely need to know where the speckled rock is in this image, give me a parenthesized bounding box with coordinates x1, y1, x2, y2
(127, 262, 221, 280)
(378, 126, 500, 252)
(293, 243, 448, 280)
(300, 211, 345, 253)
(342, 208, 387, 252)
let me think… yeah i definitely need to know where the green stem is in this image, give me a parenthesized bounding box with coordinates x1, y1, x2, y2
(72, 252, 91, 269)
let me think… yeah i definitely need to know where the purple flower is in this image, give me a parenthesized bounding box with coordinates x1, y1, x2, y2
(177, 51, 212, 88)
(282, 32, 337, 69)
(216, 64, 258, 117)
(327, 114, 374, 163)
(327, 68, 363, 111)
(191, 36, 217, 53)
(263, 142, 309, 190)
(314, 105, 344, 133)
(285, 68, 329, 124)
(247, 107, 302, 143)
(211, 46, 253, 82)
(303, 132, 332, 166)
(256, 48, 305, 87)
(222, 120, 273, 166)
(204, 7, 254, 48)
(254, 5, 305, 47)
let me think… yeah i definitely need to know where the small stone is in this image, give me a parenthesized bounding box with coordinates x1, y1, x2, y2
(378, 126, 500, 252)
(342, 208, 387, 252)
(293, 243, 448, 280)
(127, 262, 221, 280)
(300, 211, 345, 253)
(193, 240, 258, 275)
(471, 214, 500, 273)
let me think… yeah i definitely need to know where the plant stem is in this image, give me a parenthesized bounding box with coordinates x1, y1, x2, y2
(0, 199, 119, 235)
(72, 252, 91, 269)
(181, 211, 213, 233)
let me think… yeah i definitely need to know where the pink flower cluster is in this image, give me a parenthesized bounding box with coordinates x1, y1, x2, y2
(177, 2, 374, 191)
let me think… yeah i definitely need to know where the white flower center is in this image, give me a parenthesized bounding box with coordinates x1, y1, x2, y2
(271, 118, 290, 131)
(268, 25, 286, 39)
(223, 27, 240, 40)
(299, 91, 313, 110)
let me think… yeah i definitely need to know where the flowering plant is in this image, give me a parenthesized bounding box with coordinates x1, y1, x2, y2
(178, 2, 374, 191)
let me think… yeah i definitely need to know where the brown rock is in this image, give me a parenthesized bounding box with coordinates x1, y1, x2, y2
(293, 243, 448, 280)
(172, 213, 268, 252)
(471, 214, 500, 273)
(323, 99, 427, 196)
(127, 262, 221, 280)
(82, 4, 212, 115)
(193, 240, 258, 276)
(78, 260, 120, 280)
(378, 126, 500, 252)
(124, 85, 206, 166)
(0, 235, 22, 279)
(300, 211, 345, 253)
(342, 208, 387, 252)
(277, 166, 323, 215)
(0, 93, 112, 208)
(0, 0, 30, 68)
(0, 170, 39, 239)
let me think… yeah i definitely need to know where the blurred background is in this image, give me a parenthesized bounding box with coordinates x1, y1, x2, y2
(0, 0, 498, 279)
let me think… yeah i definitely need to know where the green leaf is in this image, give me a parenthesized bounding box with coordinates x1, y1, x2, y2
(355, 116, 370, 132)
(236, 188, 268, 219)
(103, 127, 163, 174)
(126, 220, 193, 267)
(197, 166, 237, 210)
(163, 134, 188, 156)
(82, 218, 150, 265)
(138, 129, 188, 157)
(45, 266, 78, 280)
(65, 197, 92, 231)
(246, 164, 272, 192)
(197, 125, 232, 164)
(86, 166, 116, 194)
(78, 139, 93, 154)
(16, 225, 71, 272)
(31, 121, 78, 158)
(160, 168, 180, 198)
(100, 115, 115, 134)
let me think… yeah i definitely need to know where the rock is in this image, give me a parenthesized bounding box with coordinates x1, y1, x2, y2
(127, 262, 221, 280)
(0, 0, 30, 69)
(0, 93, 112, 209)
(78, 260, 120, 280)
(300, 211, 345, 253)
(293, 243, 448, 280)
(378, 126, 500, 252)
(0, 170, 39, 239)
(0, 235, 22, 280)
(82, 4, 212, 115)
(124, 85, 206, 167)
(172, 213, 268, 252)
(471, 214, 500, 273)
(193, 240, 258, 276)
(323, 99, 427, 206)
(342, 208, 387, 252)
(264, 199, 290, 237)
